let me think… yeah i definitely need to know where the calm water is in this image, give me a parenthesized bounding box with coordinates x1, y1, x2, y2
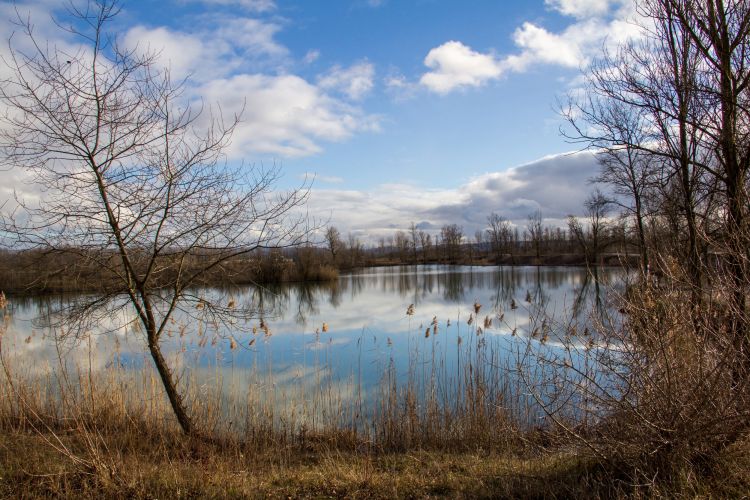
(3, 265, 622, 420)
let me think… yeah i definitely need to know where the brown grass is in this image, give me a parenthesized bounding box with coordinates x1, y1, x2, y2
(1, 427, 747, 498)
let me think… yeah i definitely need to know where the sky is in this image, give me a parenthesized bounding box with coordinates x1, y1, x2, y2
(0, 0, 643, 242)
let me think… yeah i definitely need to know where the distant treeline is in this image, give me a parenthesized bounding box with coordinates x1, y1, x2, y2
(0, 247, 339, 294)
(1, 207, 645, 294)
(324, 206, 640, 269)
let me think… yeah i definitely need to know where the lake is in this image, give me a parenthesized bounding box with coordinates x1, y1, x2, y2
(2, 265, 622, 431)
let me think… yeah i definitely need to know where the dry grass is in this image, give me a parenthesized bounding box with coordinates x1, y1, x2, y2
(2, 427, 747, 498)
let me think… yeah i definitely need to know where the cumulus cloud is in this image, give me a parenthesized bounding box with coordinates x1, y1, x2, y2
(199, 74, 380, 158)
(123, 17, 287, 82)
(120, 17, 378, 160)
(123, 26, 206, 81)
(503, 21, 592, 71)
(545, 0, 612, 18)
(1, 1, 380, 166)
(419, 41, 503, 94)
(419, 0, 640, 94)
(317, 61, 376, 100)
(307, 151, 603, 241)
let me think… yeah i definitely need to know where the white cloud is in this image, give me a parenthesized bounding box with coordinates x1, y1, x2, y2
(418, 1, 641, 94)
(121, 21, 377, 159)
(199, 74, 380, 158)
(215, 17, 287, 58)
(1, 148, 605, 241)
(306, 151, 603, 241)
(123, 17, 287, 82)
(503, 21, 590, 71)
(123, 26, 206, 81)
(317, 61, 376, 101)
(545, 0, 612, 18)
(419, 41, 503, 94)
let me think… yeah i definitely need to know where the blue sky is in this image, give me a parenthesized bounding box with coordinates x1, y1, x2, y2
(1, 0, 642, 240)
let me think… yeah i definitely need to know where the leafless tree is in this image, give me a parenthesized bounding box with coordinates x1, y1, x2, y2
(527, 210, 543, 260)
(486, 212, 512, 263)
(325, 226, 343, 264)
(394, 230, 410, 262)
(549, 0, 750, 479)
(587, 103, 657, 274)
(0, 1, 311, 436)
(409, 222, 419, 264)
(568, 190, 612, 265)
(440, 224, 463, 263)
(418, 230, 431, 263)
(347, 232, 363, 267)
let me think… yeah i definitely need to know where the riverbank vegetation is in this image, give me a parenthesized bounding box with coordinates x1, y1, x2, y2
(1, 0, 750, 497)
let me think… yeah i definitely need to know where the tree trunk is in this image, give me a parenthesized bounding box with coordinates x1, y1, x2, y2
(147, 325, 196, 436)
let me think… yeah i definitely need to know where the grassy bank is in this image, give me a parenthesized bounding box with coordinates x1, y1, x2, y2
(2, 426, 749, 498)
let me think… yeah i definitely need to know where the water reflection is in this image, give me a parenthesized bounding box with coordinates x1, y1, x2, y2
(3, 265, 621, 424)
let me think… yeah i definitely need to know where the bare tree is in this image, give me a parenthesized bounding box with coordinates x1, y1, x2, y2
(486, 212, 511, 263)
(394, 230, 410, 262)
(568, 190, 612, 265)
(550, 0, 750, 479)
(418, 230, 431, 263)
(527, 210, 543, 260)
(0, 1, 311, 436)
(409, 222, 419, 264)
(347, 232, 363, 267)
(325, 226, 343, 264)
(440, 224, 463, 263)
